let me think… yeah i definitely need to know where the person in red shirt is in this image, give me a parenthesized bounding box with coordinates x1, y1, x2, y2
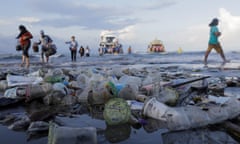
(16, 25, 33, 68)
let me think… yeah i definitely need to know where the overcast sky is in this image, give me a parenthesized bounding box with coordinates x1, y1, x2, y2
(0, 0, 240, 54)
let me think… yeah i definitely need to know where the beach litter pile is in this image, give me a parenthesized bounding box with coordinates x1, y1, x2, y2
(0, 65, 240, 143)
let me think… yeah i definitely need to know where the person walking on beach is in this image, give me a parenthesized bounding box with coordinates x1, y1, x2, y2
(16, 25, 33, 68)
(37, 30, 53, 63)
(98, 46, 103, 56)
(128, 46, 132, 54)
(66, 36, 78, 62)
(204, 18, 228, 66)
(79, 46, 85, 58)
(85, 46, 90, 57)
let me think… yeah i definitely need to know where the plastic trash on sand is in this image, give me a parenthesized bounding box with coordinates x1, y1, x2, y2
(43, 83, 69, 105)
(118, 75, 141, 91)
(156, 87, 179, 106)
(52, 83, 68, 96)
(105, 81, 118, 97)
(126, 100, 144, 111)
(7, 74, 43, 87)
(76, 86, 89, 103)
(4, 83, 53, 101)
(89, 81, 117, 105)
(115, 83, 125, 95)
(143, 96, 240, 131)
(44, 75, 65, 84)
(4, 87, 19, 99)
(208, 95, 230, 105)
(0, 80, 8, 91)
(104, 98, 131, 125)
(143, 97, 169, 121)
(118, 84, 138, 100)
(27, 69, 45, 77)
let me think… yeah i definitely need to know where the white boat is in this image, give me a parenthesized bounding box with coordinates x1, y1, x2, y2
(147, 38, 165, 53)
(99, 30, 123, 54)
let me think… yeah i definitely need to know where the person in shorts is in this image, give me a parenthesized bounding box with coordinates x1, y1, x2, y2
(16, 25, 33, 68)
(204, 18, 229, 66)
(37, 30, 53, 63)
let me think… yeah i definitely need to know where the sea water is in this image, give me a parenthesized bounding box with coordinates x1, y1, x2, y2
(0, 50, 239, 66)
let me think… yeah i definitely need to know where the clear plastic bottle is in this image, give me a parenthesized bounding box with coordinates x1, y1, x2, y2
(152, 72, 162, 97)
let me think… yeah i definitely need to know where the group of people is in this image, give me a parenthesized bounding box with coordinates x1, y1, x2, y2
(16, 25, 91, 68)
(16, 25, 55, 68)
(16, 17, 228, 68)
(65, 36, 90, 62)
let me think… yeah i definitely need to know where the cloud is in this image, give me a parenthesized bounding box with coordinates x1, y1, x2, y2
(219, 8, 240, 32)
(182, 26, 207, 49)
(25, 0, 178, 38)
(144, 0, 177, 10)
(218, 8, 240, 50)
(166, 8, 240, 52)
(19, 17, 40, 23)
(118, 25, 136, 40)
(28, 0, 138, 30)
(0, 20, 11, 25)
(100, 25, 136, 41)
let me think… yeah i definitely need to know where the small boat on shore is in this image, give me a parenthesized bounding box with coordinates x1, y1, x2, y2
(147, 38, 165, 53)
(99, 30, 123, 55)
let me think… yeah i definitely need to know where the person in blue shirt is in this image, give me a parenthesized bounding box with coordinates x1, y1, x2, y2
(204, 18, 228, 66)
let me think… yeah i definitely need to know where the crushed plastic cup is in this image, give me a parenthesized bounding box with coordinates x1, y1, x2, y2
(104, 98, 131, 125)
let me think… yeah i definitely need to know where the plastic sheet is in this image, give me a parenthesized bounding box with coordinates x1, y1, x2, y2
(7, 74, 43, 87)
(143, 96, 240, 131)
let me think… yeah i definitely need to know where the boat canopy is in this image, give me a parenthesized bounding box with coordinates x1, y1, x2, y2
(150, 39, 163, 46)
(148, 38, 165, 53)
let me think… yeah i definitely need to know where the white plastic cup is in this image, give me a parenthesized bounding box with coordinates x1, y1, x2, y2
(143, 97, 168, 121)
